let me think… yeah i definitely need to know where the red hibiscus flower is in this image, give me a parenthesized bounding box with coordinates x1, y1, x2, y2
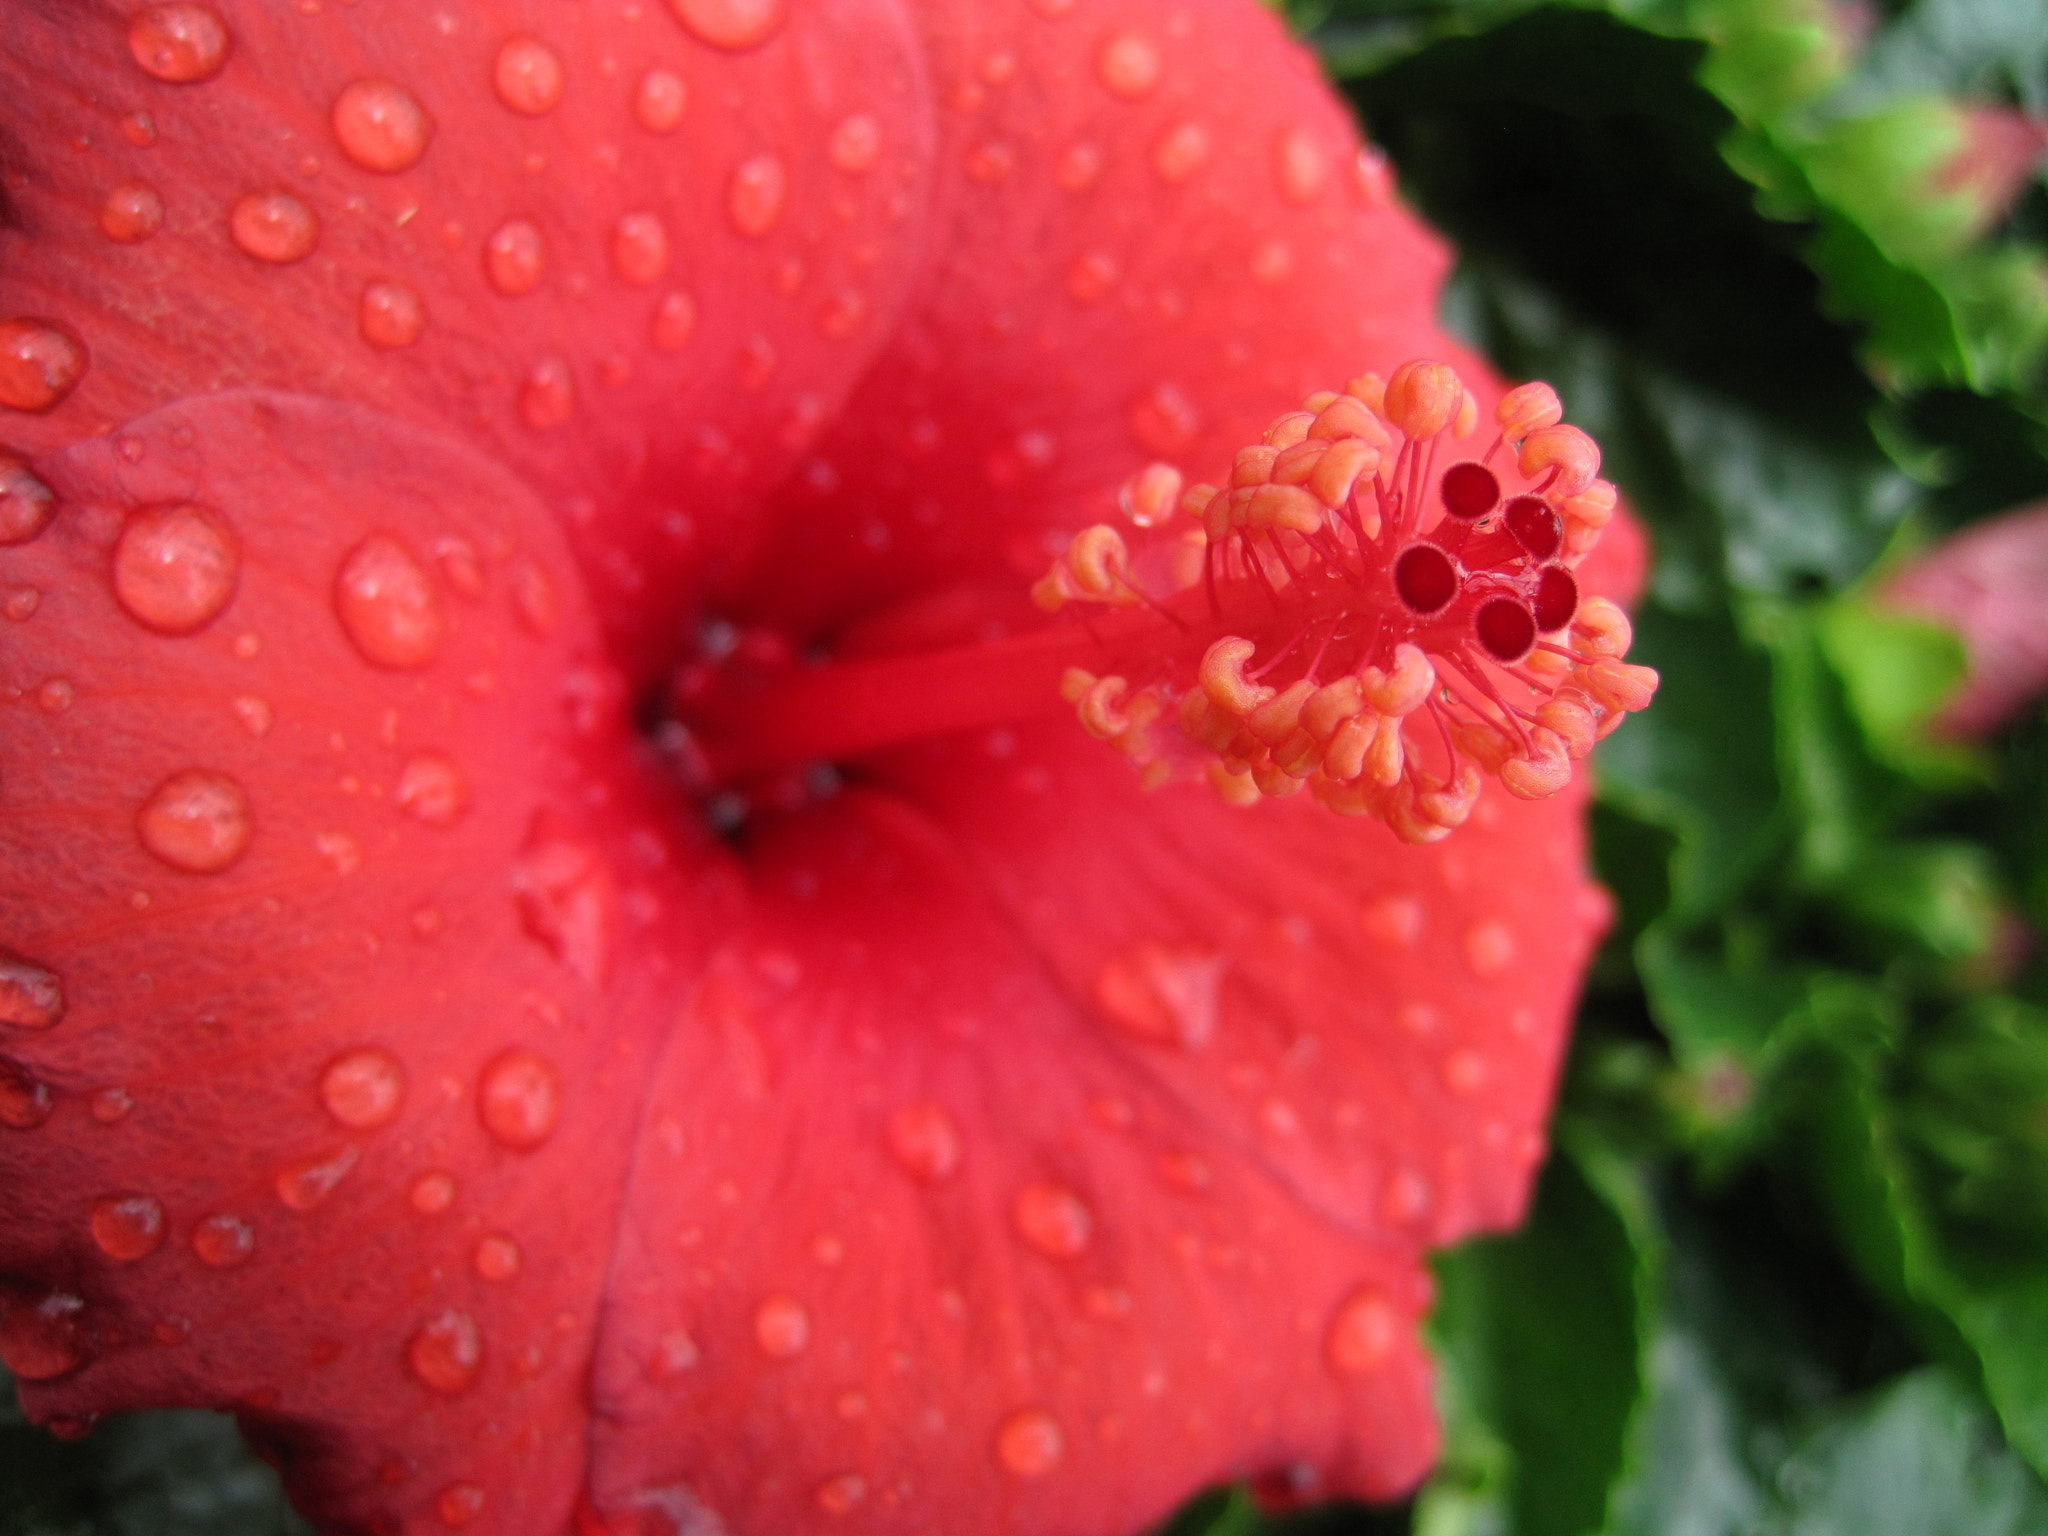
(0, 3, 1647, 1533)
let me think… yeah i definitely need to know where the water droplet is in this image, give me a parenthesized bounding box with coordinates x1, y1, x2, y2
(610, 212, 671, 286)
(646, 1327, 700, 1380)
(332, 79, 434, 172)
(512, 831, 613, 985)
(0, 950, 65, 1032)
(0, 1057, 54, 1129)
(100, 182, 165, 244)
(1360, 895, 1422, 947)
(0, 454, 56, 544)
(519, 357, 574, 429)
(230, 191, 319, 264)
(190, 1212, 255, 1267)
(1325, 1288, 1397, 1375)
(137, 768, 253, 874)
(1249, 239, 1294, 286)
(651, 290, 697, 352)
(129, 5, 229, 83)
(494, 39, 564, 116)
(91, 1087, 133, 1124)
(1012, 1181, 1092, 1258)
(359, 281, 427, 349)
(1094, 944, 1222, 1050)
(1274, 127, 1329, 203)
(670, 0, 784, 50)
(0, 319, 88, 414)
(437, 1484, 485, 1527)
(726, 153, 787, 237)
(1151, 121, 1210, 182)
(827, 114, 881, 173)
(410, 1171, 456, 1214)
(395, 754, 470, 827)
(470, 1232, 521, 1283)
(122, 112, 158, 146)
(3, 585, 38, 621)
(111, 502, 239, 635)
(90, 1193, 166, 1260)
(815, 1475, 865, 1515)
(335, 534, 443, 669)
(485, 220, 546, 296)
(1066, 250, 1117, 305)
(478, 1047, 561, 1151)
(754, 1295, 810, 1358)
(36, 678, 73, 714)
(1096, 34, 1160, 99)
(885, 1103, 962, 1182)
(1054, 141, 1103, 192)
(0, 1292, 84, 1380)
(635, 69, 688, 132)
(227, 695, 272, 738)
(275, 1145, 359, 1210)
(320, 1049, 407, 1130)
(408, 1309, 482, 1393)
(508, 558, 559, 637)
(1463, 921, 1516, 978)
(965, 140, 1015, 183)
(995, 1409, 1064, 1478)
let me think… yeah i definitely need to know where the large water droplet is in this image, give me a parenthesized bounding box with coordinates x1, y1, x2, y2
(1012, 1182, 1092, 1258)
(493, 39, 565, 116)
(670, 0, 784, 50)
(485, 220, 547, 296)
(408, 1309, 482, 1393)
(726, 154, 787, 237)
(1274, 127, 1329, 203)
(828, 115, 881, 173)
(0, 319, 88, 414)
(635, 70, 688, 133)
(1094, 944, 1222, 1050)
(100, 182, 165, 244)
(137, 768, 253, 874)
(0, 948, 64, 1030)
(190, 1212, 255, 1267)
(886, 1103, 962, 1182)
(320, 1048, 407, 1130)
(332, 79, 434, 173)
(478, 1047, 562, 1151)
(359, 281, 427, 349)
(995, 1409, 1064, 1478)
(0, 1057, 54, 1129)
(129, 5, 229, 84)
(35, 677, 72, 715)
(275, 1145, 360, 1211)
(0, 1292, 84, 1380)
(754, 1295, 810, 1358)
(111, 502, 239, 635)
(611, 213, 671, 286)
(438, 1484, 485, 1527)
(1151, 121, 1210, 183)
(1325, 1288, 1397, 1375)
(90, 1193, 166, 1260)
(1096, 33, 1160, 98)
(230, 192, 319, 264)
(651, 291, 697, 352)
(335, 534, 444, 669)
(396, 754, 471, 827)
(0, 454, 56, 545)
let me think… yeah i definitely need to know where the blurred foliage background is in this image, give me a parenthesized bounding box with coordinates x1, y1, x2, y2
(5, 0, 2047, 1530)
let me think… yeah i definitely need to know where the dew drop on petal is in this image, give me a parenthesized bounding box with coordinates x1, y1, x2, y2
(1360, 895, 1422, 948)
(1463, 921, 1516, 978)
(0, 1057, 54, 1129)
(438, 1484, 485, 1527)
(230, 192, 319, 264)
(508, 559, 559, 637)
(275, 1145, 360, 1211)
(359, 281, 427, 349)
(90, 1087, 134, 1124)
(396, 754, 471, 827)
(137, 769, 253, 874)
(485, 220, 546, 296)
(0, 319, 88, 414)
(190, 1213, 255, 1267)
(1325, 1288, 1397, 1375)
(753, 1295, 810, 1359)
(100, 182, 165, 244)
(408, 1309, 482, 1393)
(477, 1047, 562, 1151)
(651, 291, 697, 352)
(493, 39, 564, 116)
(129, 5, 229, 84)
(995, 1410, 1064, 1478)
(1094, 944, 1222, 1050)
(410, 1171, 456, 1214)
(90, 1194, 166, 1261)
(111, 502, 239, 635)
(320, 1049, 407, 1130)
(669, 0, 784, 50)
(886, 1103, 962, 1182)
(610, 213, 671, 286)
(1151, 121, 1210, 182)
(35, 678, 72, 715)
(519, 357, 575, 430)
(335, 534, 443, 669)
(472, 1233, 521, 1282)
(1274, 127, 1329, 203)
(0, 1293, 84, 1380)
(1096, 34, 1160, 99)
(635, 70, 688, 132)
(1013, 1181, 1092, 1259)
(0, 950, 64, 1030)
(232, 696, 273, 737)
(726, 154, 787, 237)
(332, 80, 434, 173)
(815, 1475, 866, 1515)
(1442, 1049, 1488, 1094)
(646, 1327, 700, 1380)
(0, 455, 56, 544)
(828, 114, 881, 173)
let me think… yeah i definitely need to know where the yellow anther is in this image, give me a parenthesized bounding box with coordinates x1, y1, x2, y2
(1560, 478, 1616, 530)
(1384, 360, 1464, 441)
(1246, 678, 1316, 746)
(1308, 436, 1380, 508)
(1164, 528, 1207, 593)
(1271, 438, 1328, 486)
(1181, 482, 1219, 523)
(1264, 411, 1316, 449)
(1250, 756, 1305, 797)
(1301, 389, 1340, 413)
(1364, 713, 1404, 787)
(1359, 642, 1434, 717)
(1323, 714, 1375, 782)
(1139, 759, 1173, 791)
(1246, 483, 1324, 534)
(1495, 381, 1562, 441)
(1232, 445, 1279, 487)
(1534, 692, 1597, 758)
(1206, 760, 1262, 805)
(1060, 666, 1099, 704)
(1272, 727, 1323, 777)
(1200, 637, 1274, 715)
(1500, 727, 1572, 800)
(1308, 395, 1390, 445)
(1453, 387, 1478, 440)
(1077, 675, 1132, 738)
(1121, 462, 1185, 528)
(1450, 715, 1516, 773)
(1310, 772, 1378, 818)
(1030, 569, 1074, 613)
(1345, 372, 1387, 415)
(1516, 424, 1600, 497)
(1300, 676, 1364, 740)
(1068, 523, 1137, 602)
(1416, 763, 1481, 828)
(1570, 597, 1632, 658)
(1525, 647, 1571, 680)
(1385, 780, 1453, 845)
(1580, 659, 1659, 714)
(1177, 687, 1237, 752)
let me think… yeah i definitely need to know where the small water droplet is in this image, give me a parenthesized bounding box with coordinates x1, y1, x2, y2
(90, 1193, 166, 1260)
(886, 1103, 962, 1182)
(670, 0, 784, 50)
(1094, 944, 1222, 1050)
(1463, 921, 1516, 978)
(408, 1308, 482, 1392)
(0, 454, 56, 544)
(1442, 1049, 1488, 1094)
(635, 69, 688, 132)
(3, 585, 38, 621)
(1096, 33, 1160, 99)
(610, 212, 671, 286)
(1054, 141, 1103, 192)
(1325, 1288, 1397, 1375)
(275, 1144, 360, 1210)
(0, 319, 88, 414)
(1249, 239, 1294, 286)
(494, 38, 564, 116)
(1066, 251, 1117, 304)
(190, 1212, 255, 1267)
(230, 191, 319, 264)
(410, 1171, 456, 1214)
(320, 1048, 407, 1130)
(815, 1475, 865, 1515)
(651, 290, 697, 352)
(111, 502, 239, 635)
(227, 695, 272, 738)
(100, 182, 165, 244)
(1012, 1181, 1092, 1259)
(35, 678, 73, 714)
(395, 754, 471, 827)
(122, 112, 159, 147)
(484, 219, 546, 296)
(995, 1409, 1064, 1478)
(508, 558, 559, 637)
(0, 1292, 84, 1380)
(519, 357, 575, 429)
(726, 153, 787, 237)
(472, 1233, 521, 1282)
(0, 1057, 54, 1129)
(91, 1087, 133, 1124)
(1360, 895, 1422, 947)
(646, 1327, 700, 1380)
(359, 281, 427, 349)
(753, 1295, 810, 1359)
(334, 534, 443, 669)
(332, 79, 434, 172)
(827, 114, 881, 173)
(129, 5, 229, 84)
(1274, 127, 1329, 203)
(1151, 121, 1210, 182)
(137, 768, 253, 874)
(0, 949, 65, 1032)
(477, 1047, 561, 1151)
(438, 1483, 485, 1527)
